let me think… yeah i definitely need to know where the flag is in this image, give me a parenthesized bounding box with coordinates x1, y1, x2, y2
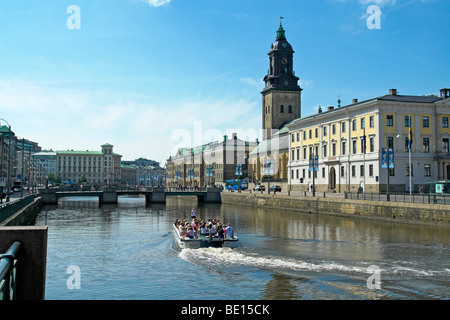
(408, 116, 413, 150)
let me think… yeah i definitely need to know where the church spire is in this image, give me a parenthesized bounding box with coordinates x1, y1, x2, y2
(276, 17, 286, 40)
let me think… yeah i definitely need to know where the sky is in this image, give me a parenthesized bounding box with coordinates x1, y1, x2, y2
(0, 0, 448, 165)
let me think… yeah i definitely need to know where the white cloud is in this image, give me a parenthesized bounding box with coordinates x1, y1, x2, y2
(0, 78, 259, 164)
(140, 0, 172, 7)
(358, 0, 397, 7)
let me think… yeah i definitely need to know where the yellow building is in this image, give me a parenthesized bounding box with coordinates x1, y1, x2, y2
(287, 88, 450, 194)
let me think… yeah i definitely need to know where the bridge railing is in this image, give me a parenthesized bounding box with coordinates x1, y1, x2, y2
(0, 242, 21, 300)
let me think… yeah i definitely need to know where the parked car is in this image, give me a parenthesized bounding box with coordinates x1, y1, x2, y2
(253, 185, 266, 191)
(270, 185, 282, 192)
(13, 187, 20, 192)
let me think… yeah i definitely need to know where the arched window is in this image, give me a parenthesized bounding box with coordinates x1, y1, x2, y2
(288, 105, 292, 113)
(280, 105, 284, 113)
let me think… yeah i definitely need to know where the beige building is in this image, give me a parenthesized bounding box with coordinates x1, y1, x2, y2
(166, 134, 257, 188)
(56, 143, 122, 186)
(287, 88, 450, 194)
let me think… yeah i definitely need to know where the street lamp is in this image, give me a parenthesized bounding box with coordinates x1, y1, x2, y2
(0, 118, 12, 203)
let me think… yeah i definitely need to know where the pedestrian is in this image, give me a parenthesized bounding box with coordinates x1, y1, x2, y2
(191, 208, 196, 219)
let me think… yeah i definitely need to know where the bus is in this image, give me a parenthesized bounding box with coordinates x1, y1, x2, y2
(225, 179, 248, 191)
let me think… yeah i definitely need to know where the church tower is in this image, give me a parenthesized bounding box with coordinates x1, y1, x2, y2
(262, 22, 302, 140)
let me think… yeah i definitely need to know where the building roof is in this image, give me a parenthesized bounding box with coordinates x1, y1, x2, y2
(287, 92, 445, 129)
(56, 150, 104, 155)
(249, 134, 289, 156)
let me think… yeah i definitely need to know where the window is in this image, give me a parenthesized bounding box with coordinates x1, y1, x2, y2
(424, 164, 431, 177)
(315, 128, 318, 138)
(296, 169, 299, 179)
(361, 138, 366, 154)
(303, 147, 307, 159)
(360, 165, 364, 177)
(291, 149, 295, 160)
(309, 130, 312, 139)
(352, 119, 357, 131)
(387, 137, 394, 149)
(342, 121, 346, 133)
(291, 134, 295, 143)
(332, 124, 336, 135)
(341, 166, 345, 178)
(423, 116, 430, 128)
(352, 165, 356, 177)
(443, 117, 449, 128)
(322, 167, 325, 178)
(288, 105, 292, 113)
(280, 105, 284, 113)
(303, 131, 306, 140)
(302, 169, 305, 178)
(332, 143, 336, 156)
(404, 116, 411, 128)
(291, 170, 294, 179)
(296, 132, 300, 141)
(352, 139, 357, 154)
(369, 136, 375, 152)
(323, 144, 327, 157)
(342, 141, 346, 156)
(360, 117, 365, 129)
(386, 115, 394, 126)
(323, 126, 327, 137)
(369, 164, 374, 177)
(296, 148, 300, 161)
(370, 116, 374, 128)
(423, 137, 430, 153)
(404, 137, 410, 152)
(443, 138, 449, 154)
(406, 165, 413, 177)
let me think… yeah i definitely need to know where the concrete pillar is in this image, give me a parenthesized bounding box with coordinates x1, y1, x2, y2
(0, 226, 48, 300)
(101, 188, 118, 204)
(146, 187, 166, 204)
(38, 189, 57, 205)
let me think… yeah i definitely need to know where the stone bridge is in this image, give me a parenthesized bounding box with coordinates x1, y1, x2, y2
(38, 187, 222, 205)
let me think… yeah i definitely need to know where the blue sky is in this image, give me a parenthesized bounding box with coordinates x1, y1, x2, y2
(0, 0, 448, 164)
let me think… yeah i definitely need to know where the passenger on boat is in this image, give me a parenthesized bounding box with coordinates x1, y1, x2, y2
(208, 224, 215, 238)
(186, 227, 195, 239)
(217, 225, 225, 239)
(200, 223, 208, 235)
(226, 224, 234, 238)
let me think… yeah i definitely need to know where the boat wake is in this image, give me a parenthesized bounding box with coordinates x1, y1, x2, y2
(178, 247, 367, 274)
(178, 247, 450, 280)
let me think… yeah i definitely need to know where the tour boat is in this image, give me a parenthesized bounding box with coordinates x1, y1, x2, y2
(172, 223, 239, 249)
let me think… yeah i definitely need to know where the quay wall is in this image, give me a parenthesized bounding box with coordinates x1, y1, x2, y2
(0, 197, 42, 227)
(221, 192, 449, 227)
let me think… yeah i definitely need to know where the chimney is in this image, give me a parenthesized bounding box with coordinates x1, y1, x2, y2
(352, 98, 358, 104)
(327, 106, 334, 111)
(318, 106, 322, 113)
(440, 88, 450, 99)
(389, 89, 397, 96)
(232, 133, 237, 140)
(224, 135, 228, 142)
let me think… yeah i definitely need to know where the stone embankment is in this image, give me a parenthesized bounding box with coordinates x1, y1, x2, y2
(221, 192, 449, 226)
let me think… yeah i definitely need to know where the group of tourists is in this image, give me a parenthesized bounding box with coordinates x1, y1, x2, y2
(174, 208, 235, 240)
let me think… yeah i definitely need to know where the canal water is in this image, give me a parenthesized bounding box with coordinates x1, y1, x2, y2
(35, 196, 449, 300)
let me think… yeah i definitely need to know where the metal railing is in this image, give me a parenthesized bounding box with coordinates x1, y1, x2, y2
(345, 192, 450, 205)
(0, 242, 21, 300)
(0, 195, 35, 225)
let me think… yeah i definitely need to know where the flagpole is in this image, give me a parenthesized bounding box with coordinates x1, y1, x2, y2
(409, 115, 412, 202)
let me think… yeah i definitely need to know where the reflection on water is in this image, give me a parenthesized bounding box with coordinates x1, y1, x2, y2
(35, 196, 450, 300)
